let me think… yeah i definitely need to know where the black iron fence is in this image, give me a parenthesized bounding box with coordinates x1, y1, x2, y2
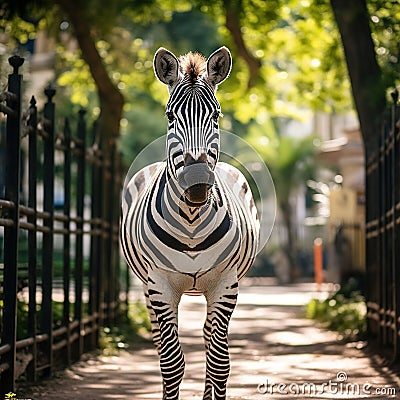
(0, 56, 124, 395)
(366, 90, 400, 361)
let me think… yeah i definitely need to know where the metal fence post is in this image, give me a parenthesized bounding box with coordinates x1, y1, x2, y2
(366, 88, 400, 362)
(391, 90, 400, 360)
(40, 85, 56, 377)
(63, 118, 72, 366)
(0, 53, 127, 389)
(73, 109, 86, 359)
(97, 134, 106, 329)
(27, 96, 38, 382)
(107, 142, 116, 325)
(114, 151, 123, 320)
(89, 122, 100, 349)
(0, 55, 24, 395)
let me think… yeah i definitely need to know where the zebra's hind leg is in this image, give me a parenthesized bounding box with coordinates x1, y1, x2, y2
(147, 270, 188, 400)
(203, 272, 239, 400)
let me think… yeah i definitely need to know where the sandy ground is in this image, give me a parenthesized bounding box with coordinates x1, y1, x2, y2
(18, 279, 400, 399)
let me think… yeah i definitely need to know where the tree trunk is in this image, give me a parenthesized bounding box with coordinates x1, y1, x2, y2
(56, 0, 124, 306)
(222, 0, 261, 88)
(56, 0, 124, 148)
(330, 0, 386, 156)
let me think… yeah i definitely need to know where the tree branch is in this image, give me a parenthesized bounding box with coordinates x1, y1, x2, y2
(223, 0, 261, 88)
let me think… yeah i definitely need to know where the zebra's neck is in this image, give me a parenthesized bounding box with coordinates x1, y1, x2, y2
(157, 164, 220, 242)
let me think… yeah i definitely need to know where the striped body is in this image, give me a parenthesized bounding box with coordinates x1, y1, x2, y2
(121, 160, 259, 289)
(120, 47, 259, 400)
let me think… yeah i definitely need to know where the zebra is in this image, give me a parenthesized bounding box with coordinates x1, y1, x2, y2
(120, 46, 260, 400)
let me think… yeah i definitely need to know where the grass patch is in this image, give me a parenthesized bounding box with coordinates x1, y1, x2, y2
(1, 297, 151, 354)
(99, 300, 151, 356)
(306, 281, 367, 341)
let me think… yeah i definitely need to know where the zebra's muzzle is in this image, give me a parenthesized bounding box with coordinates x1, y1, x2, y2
(177, 163, 215, 205)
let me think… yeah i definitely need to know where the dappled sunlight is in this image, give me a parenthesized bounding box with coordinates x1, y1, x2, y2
(32, 281, 398, 399)
(2, 0, 399, 397)
(263, 328, 336, 346)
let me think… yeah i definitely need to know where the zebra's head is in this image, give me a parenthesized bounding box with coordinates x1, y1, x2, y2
(154, 46, 232, 206)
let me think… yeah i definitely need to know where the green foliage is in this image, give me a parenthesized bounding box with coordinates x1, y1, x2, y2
(306, 288, 367, 341)
(99, 301, 151, 356)
(3, 0, 400, 123)
(127, 300, 151, 336)
(99, 327, 129, 356)
(367, 0, 400, 92)
(0, 297, 150, 353)
(56, 51, 97, 108)
(247, 123, 318, 204)
(255, 0, 352, 115)
(5, 0, 399, 164)
(49, 1, 353, 126)
(0, 297, 31, 340)
(119, 91, 166, 166)
(246, 115, 319, 270)
(0, 298, 71, 341)
(16, 299, 29, 340)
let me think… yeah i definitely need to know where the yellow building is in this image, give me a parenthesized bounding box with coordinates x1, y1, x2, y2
(319, 128, 365, 282)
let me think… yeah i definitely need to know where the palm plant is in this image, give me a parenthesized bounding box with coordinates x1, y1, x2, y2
(248, 126, 317, 280)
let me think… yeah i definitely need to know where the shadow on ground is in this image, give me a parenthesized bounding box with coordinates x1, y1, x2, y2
(21, 279, 399, 399)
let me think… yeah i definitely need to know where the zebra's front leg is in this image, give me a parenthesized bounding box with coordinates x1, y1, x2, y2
(203, 274, 239, 400)
(144, 284, 162, 353)
(147, 270, 186, 400)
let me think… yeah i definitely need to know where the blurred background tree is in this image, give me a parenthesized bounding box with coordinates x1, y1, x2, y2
(0, 0, 355, 141)
(248, 128, 318, 280)
(1, 0, 399, 278)
(330, 0, 390, 155)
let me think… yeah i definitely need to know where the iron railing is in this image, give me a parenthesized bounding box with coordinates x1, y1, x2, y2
(0, 56, 124, 394)
(366, 90, 400, 361)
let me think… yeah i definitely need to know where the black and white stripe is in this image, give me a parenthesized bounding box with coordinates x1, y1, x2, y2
(120, 47, 259, 400)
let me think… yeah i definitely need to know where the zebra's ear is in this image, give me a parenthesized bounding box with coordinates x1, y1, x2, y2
(154, 48, 180, 87)
(206, 47, 232, 88)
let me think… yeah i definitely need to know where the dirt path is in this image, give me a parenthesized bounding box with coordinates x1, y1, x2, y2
(21, 280, 399, 399)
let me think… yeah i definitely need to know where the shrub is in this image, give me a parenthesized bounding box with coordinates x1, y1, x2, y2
(306, 288, 366, 340)
(99, 300, 151, 355)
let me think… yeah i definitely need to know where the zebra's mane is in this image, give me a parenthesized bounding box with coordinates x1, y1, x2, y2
(179, 52, 206, 84)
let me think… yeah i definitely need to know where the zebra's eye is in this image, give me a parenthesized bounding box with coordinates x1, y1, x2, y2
(166, 111, 175, 123)
(212, 110, 223, 122)
(212, 110, 221, 122)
